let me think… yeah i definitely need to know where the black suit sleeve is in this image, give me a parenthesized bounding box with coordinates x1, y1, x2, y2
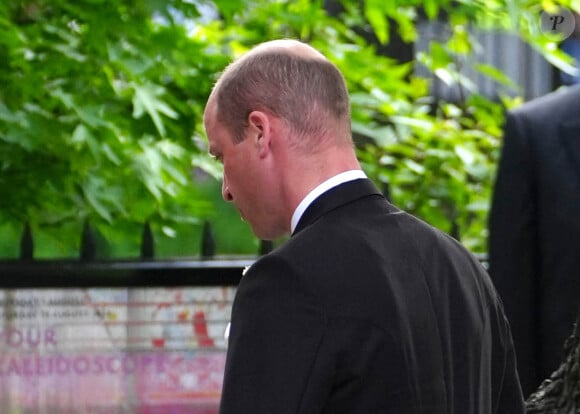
(492, 297, 526, 413)
(488, 111, 540, 396)
(219, 255, 327, 414)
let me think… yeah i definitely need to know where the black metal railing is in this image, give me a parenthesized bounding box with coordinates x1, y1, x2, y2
(0, 216, 487, 289)
(0, 220, 265, 288)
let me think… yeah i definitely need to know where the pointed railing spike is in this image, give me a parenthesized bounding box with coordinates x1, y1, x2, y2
(80, 220, 97, 262)
(140, 221, 155, 260)
(201, 221, 215, 259)
(450, 221, 460, 241)
(259, 240, 273, 256)
(19, 222, 34, 261)
(382, 182, 391, 202)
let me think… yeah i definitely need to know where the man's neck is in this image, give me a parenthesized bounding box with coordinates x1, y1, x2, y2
(289, 169, 366, 234)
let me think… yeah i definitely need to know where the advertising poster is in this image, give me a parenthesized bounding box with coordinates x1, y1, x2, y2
(0, 287, 235, 413)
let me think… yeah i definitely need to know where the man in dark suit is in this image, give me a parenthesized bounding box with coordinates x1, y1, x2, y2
(489, 84, 580, 397)
(205, 39, 524, 413)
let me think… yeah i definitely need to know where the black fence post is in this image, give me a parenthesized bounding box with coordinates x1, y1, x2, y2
(259, 240, 273, 256)
(80, 220, 97, 262)
(140, 221, 155, 260)
(201, 221, 215, 259)
(382, 182, 391, 202)
(19, 222, 34, 261)
(450, 221, 460, 241)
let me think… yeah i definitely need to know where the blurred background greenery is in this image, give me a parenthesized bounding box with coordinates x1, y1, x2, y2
(1, 0, 578, 259)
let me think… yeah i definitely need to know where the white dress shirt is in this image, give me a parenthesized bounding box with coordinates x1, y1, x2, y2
(290, 170, 368, 234)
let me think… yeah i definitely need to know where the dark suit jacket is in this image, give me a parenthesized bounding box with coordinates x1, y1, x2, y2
(489, 84, 580, 396)
(221, 179, 524, 413)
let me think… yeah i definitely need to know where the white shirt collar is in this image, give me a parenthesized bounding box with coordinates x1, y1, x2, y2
(290, 170, 367, 234)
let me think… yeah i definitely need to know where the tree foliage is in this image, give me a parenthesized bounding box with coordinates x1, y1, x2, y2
(1, 0, 578, 257)
(0, 0, 229, 256)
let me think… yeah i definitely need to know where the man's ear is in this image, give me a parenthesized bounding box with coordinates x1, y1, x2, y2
(247, 110, 272, 159)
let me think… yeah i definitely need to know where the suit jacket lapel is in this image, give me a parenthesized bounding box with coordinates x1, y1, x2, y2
(559, 119, 580, 185)
(292, 179, 385, 235)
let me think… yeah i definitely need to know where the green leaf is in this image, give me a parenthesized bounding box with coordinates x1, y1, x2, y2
(102, 143, 121, 165)
(213, 0, 246, 21)
(390, 115, 435, 132)
(474, 63, 519, 89)
(448, 25, 471, 54)
(71, 123, 91, 145)
(364, 0, 389, 44)
(85, 178, 113, 222)
(192, 153, 223, 181)
(455, 145, 476, 165)
(424, 0, 440, 19)
(430, 42, 453, 68)
(541, 46, 579, 76)
(132, 82, 179, 137)
(404, 159, 426, 175)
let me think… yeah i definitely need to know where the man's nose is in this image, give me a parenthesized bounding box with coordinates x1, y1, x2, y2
(222, 178, 233, 202)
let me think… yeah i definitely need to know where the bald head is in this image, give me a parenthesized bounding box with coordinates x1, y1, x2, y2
(248, 39, 327, 59)
(207, 39, 352, 148)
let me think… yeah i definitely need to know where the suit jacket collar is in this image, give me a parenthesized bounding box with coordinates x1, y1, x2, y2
(292, 178, 384, 235)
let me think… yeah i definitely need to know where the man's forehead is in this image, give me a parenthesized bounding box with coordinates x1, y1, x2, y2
(203, 97, 218, 125)
(203, 99, 220, 141)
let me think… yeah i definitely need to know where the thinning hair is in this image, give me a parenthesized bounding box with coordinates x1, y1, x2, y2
(212, 43, 351, 146)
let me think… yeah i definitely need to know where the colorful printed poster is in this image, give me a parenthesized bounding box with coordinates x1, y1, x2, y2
(0, 287, 235, 413)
